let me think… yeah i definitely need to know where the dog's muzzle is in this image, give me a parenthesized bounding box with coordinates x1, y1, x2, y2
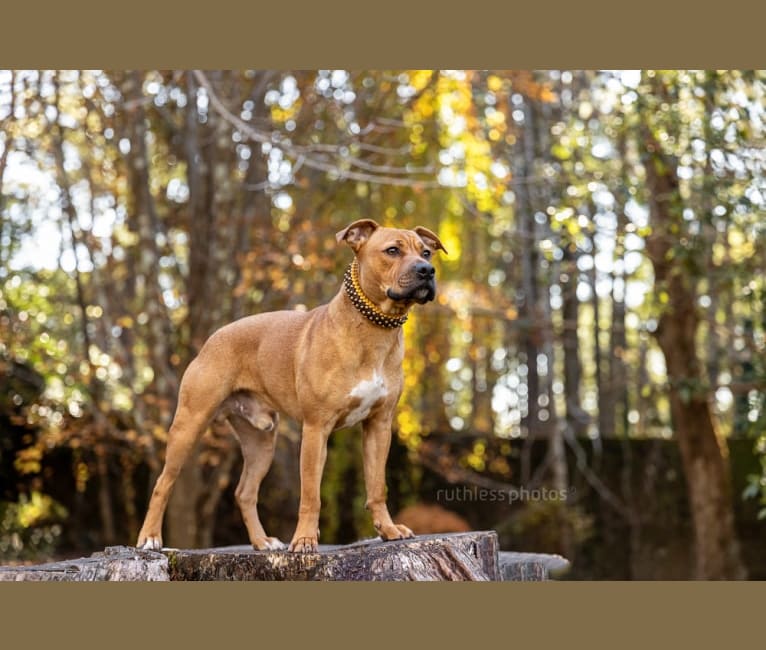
(386, 261, 436, 304)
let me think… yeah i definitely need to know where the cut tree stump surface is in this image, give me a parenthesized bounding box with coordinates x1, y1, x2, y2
(0, 531, 570, 581)
(0, 545, 169, 582)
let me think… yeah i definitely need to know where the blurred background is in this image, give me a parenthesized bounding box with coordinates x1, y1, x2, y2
(0, 70, 764, 579)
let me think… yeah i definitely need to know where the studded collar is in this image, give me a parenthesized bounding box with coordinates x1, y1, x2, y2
(343, 258, 408, 329)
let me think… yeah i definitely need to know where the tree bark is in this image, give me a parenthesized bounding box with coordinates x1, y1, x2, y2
(590, 229, 609, 440)
(609, 171, 630, 439)
(0, 547, 170, 582)
(516, 98, 541, 439)
(165, 72, 235, 548)
(0, 532, 571, 582)
(166, 532, 500, 581)
(642, 128, 747, 580)
(561, 242, 589, 436)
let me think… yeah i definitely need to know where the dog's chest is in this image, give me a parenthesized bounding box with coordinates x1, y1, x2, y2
(338, 372, 388, 428)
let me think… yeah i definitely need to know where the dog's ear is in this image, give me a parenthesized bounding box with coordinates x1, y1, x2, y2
(414, 226, 448, 255)
(336, 219, 380, 252)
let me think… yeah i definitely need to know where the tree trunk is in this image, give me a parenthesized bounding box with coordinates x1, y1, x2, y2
(609, 173, 629, 439)
(590, 229, 610, 439)
(561, 242, 589, 435)
(51, 73, 117, 546)
(642, 129, 747, 580)
(164, 72, 236, 549)
(516, 98, 541, 439)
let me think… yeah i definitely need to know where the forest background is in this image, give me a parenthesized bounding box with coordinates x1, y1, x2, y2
(0, 70, 764, 579)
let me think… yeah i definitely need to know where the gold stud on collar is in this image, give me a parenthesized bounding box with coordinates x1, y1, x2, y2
(343, 258, 408, 329)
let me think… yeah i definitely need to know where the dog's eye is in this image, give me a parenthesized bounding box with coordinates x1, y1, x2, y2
(422, 249, 432, 259)
(385, 247, 400, 256)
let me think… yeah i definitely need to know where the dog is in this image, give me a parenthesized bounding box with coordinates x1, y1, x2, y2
(136, 219, 446, 552)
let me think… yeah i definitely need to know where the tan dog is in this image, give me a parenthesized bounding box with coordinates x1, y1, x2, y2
(136, 219, 446, 552)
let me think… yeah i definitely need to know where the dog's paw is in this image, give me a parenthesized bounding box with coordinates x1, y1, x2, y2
(137, 534, 163, 551)
(253, 536, 287, 551)
(377, 522, 415, 541)
(288, 535, 319, 553)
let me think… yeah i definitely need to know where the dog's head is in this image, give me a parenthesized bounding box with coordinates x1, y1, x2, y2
(336, 219, 447, 309)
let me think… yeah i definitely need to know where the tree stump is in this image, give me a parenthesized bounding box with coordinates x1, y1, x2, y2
(0, 531, 570, 581)
(165, 531, 499, 581)
(0, 546, 169, 582)
(498, 551, 571, 581)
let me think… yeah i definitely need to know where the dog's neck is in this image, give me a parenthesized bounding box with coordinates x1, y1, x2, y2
(342, 258, 409, 329)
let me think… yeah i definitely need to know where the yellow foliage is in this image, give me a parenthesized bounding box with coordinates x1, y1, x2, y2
(14, 446, 43, 475)
(508, 70, 557, 103)
(486, 110, 506, 129)
(412, 93, 434, 119)
(21, 117, 44, 140)
(16, 492, 66, 528)
(438, 216, 463, 264)
(75, 462, 89, 493)
(487, 75, 504, 93)
(152, 424, 168, 442)
(116, 315, 134, 328)
(727, 229, 755, 263)
(433, 71, 506, 214)
(408, 70, 434, 91)
(465, 440, 487, 472)
(270, 101, 301, 124)
(397, 312, 426, 446)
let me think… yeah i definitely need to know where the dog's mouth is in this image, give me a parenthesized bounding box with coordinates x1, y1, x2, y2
(386, 280, 436, 305)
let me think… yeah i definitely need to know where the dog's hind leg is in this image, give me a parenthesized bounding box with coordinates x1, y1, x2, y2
(136, 359, 229, 550)
(227, 397, 284, 550)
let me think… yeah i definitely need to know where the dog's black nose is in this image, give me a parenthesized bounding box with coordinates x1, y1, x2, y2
(415, 261, 435, 279)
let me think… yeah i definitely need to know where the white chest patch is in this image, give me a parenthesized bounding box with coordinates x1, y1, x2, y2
(340, 372, 388, 428)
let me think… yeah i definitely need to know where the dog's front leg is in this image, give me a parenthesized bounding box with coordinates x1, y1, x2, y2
(289, 423, 331, 552)
(362, 414, 414, 541)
